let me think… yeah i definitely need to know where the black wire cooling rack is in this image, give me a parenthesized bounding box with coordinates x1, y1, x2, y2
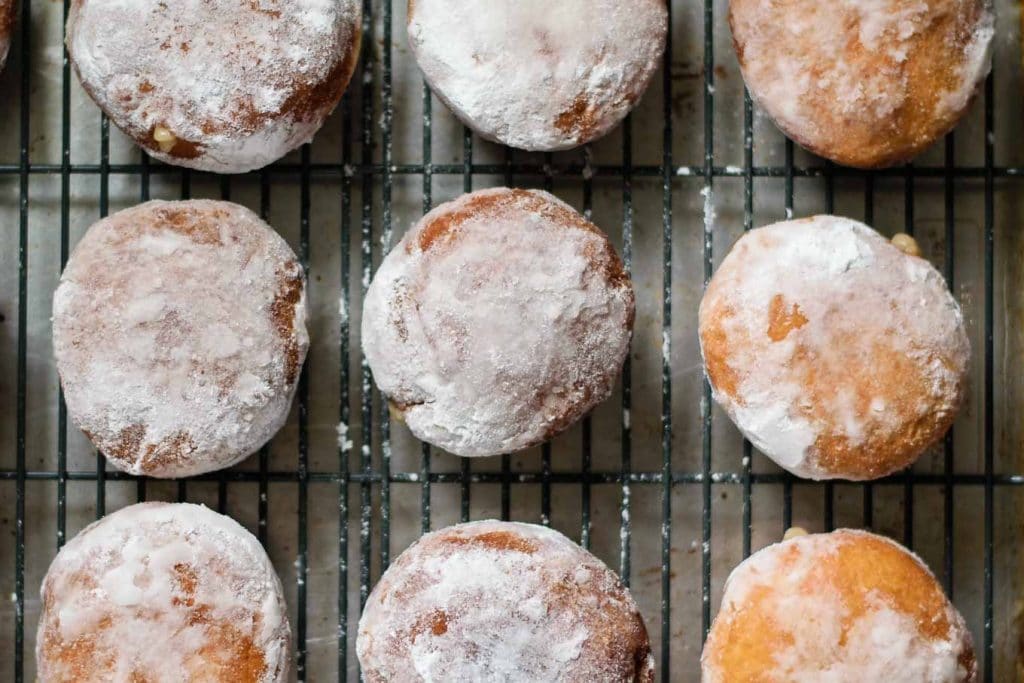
(3, 0, 1023, 681)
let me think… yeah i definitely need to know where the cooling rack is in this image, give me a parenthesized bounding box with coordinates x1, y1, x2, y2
(2, 1, 1023, 681)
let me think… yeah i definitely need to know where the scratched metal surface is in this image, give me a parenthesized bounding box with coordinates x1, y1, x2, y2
(1, 1, 1023, 681)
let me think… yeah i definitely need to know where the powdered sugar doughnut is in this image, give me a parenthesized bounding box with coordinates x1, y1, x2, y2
(358, 520, 654, 682)
(37, 502, 291, 682)
(702, 529, 976, 682)
(0, 0, 14, 73)
(361, 188, 635, 457)
(53, 200, 308, 478)
(66, 0, 361, 174)
(698, 216, 969, 480)
(407, 0, 667, 151)
(730, 0, 994, 168)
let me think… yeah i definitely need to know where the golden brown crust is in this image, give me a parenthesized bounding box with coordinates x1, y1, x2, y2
(37, 503, 290, 682)
(698, 216, 969, 480)
(729, 0, 991, 168)
(443, 528, 540, 554)
(703, 531, 976, 681)
(40, 563, 269, 682)
(0, 0, 14, 42)
(0, 0, 15, 71)
(702, 307, 961, 479)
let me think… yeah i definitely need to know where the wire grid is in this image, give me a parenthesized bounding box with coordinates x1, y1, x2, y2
(2, 0, 1021, 681)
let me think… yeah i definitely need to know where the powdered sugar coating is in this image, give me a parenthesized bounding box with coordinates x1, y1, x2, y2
(53, 200, 308, 478)
(358, 520, 654, 682)
(361, 188, 634, 458)
(66, 0, 361, 173)
(0, 0, 14, 72)
(730, 0, 994, 168)
(698, 216, 969, 480)
(702, 529, 976, 682)
(407, 0, 667, 152)
(37, 502, 291, 682)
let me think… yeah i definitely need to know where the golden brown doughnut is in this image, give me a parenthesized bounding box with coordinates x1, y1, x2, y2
(703, 529, 976, 682)
(729, 0, 994, 168)
(357, 520, 654, 682)
(66, 0, 362, 173)
(53, 200, 308, 478)
(698, 216, 969, 480)
(362, 187, 634, 458)
(37, 502, 291, 682)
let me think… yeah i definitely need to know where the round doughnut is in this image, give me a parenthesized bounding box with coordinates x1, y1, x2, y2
(702, 529, 976, 682)
(361, 187, 635, 457)
(698, 216, 969, 480)
(729, 0, 994, 168)
(0, 0, 15, 73)
(53, 199, 308, 478)
(407, 0, 667, 151)
(357, 520, 654, 682)
(66, 0, 362, 174)
(37, 502, 291, 682)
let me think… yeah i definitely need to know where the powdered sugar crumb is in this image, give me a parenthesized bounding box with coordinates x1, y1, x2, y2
(337, 422, 353, 453)
(701, 185, 716, 235)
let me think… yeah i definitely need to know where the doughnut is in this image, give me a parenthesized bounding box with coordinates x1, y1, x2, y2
(0, 0, 14, 73)
(37, 502, 291, 682)
(53, 200, 308, 478)
(698, 216, 969, 480)
(357, 520, 654, 682)
(407, 0, 668, 151)
(66, 0, 362, 174)
(729, 0, 994, 168)
(702, 529, 976, 682)
(361, 188, 635, 457)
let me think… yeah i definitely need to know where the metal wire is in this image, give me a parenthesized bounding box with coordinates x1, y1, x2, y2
(4, 1, 1019, 681)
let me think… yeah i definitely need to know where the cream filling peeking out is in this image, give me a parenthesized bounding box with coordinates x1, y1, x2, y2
(890, 233, 922, 257)
(153, 126, 177, 153)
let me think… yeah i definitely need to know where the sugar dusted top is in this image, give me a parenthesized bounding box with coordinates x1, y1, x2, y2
(361, 188, 634, 457)
(407, 0, 667, 151)
(66, 0, 361, 172)
(699, 216, 969, 480)
(703, 529, 976, 682)
(37, 502, 291, 682)
(730, 0, 993, 167)
(357, 520, 654, 682)
(53, 200, 308, 478)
